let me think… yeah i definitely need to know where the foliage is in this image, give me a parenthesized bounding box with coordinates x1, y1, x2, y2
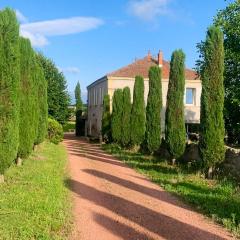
(165, 50, 186, 159)
(0, 142, 72, 239)
(103, 144, 240, 238)
(111, 89, 123, 143)
(75, 82, 83, 136)
(63, 121, 75, 132)
(101, 94, 112, 142)
(75, 81, 82, 111)
(130, 76, 146, 146)
(18, 37, 36, 158)
(214, 1, 240, 144)
(199, 26, 225, 172)
(121, 87, 131, 147)
(34, 56, 48, 145)
(38, 53, 70, 125)
(47, 118, 64, 144)
(145, 66, 162, 153)
(0, 9, 20, 174)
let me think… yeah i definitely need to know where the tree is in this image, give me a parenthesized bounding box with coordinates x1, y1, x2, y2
(111, 89, 123, 143)
(130, 76, 145, 146)
(18, 37, 36, 158)
(214, 1, 240, 144)
(145, 66, 162, 153)
(0, 8, 20, 176)
(35, 55, 48, 145)
(37, 53, 70, 125)
(199, 26, 225, 177)
(165, 50, 186, 162)
(75, 81, 83, 111)
(101, 94, 111, 142)
(121, 87, 131, 147)
(75, 82, 83, 136)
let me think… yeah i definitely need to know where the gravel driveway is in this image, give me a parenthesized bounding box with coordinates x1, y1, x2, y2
(63, 133, 233, 240)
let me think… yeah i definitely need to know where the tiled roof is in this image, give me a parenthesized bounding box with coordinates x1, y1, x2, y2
(107, 56, 199, 80)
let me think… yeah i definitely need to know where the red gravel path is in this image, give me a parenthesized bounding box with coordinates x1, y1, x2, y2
(63, 134, 234, 240)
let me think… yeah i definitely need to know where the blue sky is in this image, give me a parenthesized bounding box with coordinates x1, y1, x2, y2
(0, 0, 230, 102)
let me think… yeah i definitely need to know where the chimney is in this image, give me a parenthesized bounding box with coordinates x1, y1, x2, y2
(158, 50, 163, 67)
(147, 50, 151, 62)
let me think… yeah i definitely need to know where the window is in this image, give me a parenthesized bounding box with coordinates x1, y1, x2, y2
(186, 88, 196, 105)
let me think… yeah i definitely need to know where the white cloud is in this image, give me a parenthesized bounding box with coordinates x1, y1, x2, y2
(15, 9, 28, 23)
(58, 66, 80, 74)
(20, 30, 49, 47)
(128, 0, 170, 21)
(20, 16, 104, 47)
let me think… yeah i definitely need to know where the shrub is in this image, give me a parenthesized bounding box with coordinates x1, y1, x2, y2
(145, 66, 163, 153)
(0, 8, 20, 174)
(199, 26, 225, 177)
(165, 50, 186, 161)
(47, 118, 63, 144)
(130, 76, 146, 146)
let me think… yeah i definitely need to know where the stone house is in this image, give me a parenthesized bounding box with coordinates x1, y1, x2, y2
(87, 51, 201, 137)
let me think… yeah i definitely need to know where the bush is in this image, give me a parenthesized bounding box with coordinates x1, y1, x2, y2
(47, 118, 63, 144)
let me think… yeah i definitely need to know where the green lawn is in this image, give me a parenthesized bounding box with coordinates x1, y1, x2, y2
(0, 142, 72, 240)
(103, 144, 240, 237)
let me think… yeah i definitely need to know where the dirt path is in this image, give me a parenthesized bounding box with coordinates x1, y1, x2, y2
(63, 134, 234, 240)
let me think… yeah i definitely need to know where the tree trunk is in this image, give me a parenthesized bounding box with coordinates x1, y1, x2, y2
(172, 158, 176, 165)
(16, 157, 22, 166)
(0, 174, 4, 183)
(207, 166, 214, 179)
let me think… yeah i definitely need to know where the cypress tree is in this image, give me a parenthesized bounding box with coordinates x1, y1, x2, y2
(18, 37, 36, 158)
(101, 94, 111, 142)
(165, 50, 186, 161)
(145, 66, 162, 153)
(199, 26, 225, 177)
(75, 82, 82, 136)
(111, 89, 123, 144)
(0, 8, 20, 176)
(35, 55, 48, 145)
(130, 76, 145, 146)
(121, 87, 131, 147)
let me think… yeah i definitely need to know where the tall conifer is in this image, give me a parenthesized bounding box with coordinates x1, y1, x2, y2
(101, 94, 111, 142)
(165, 50, 186, 161)
(130, 76, 145, 146)
(121, 87, 131, 147)
(111, 89, 123, 143)
(145, 66, 162, 153)
(199, 26, 225, 177)
(0, 9, 20, 175)
(75, 82, 82, 136)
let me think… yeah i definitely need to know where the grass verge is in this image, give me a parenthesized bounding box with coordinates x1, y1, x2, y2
(103, 143, 240, 237)
(0, 141, 71, 240)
